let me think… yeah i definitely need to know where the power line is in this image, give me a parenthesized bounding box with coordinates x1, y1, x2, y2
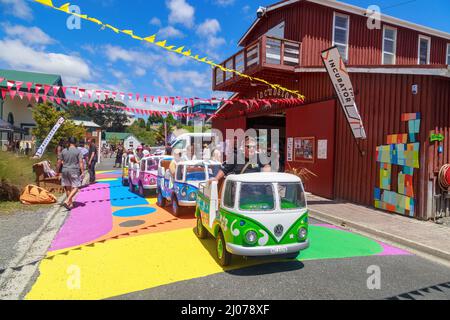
(380, 0, 417, 11)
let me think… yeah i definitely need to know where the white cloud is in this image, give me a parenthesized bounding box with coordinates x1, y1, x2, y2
(166, 0, 195, 28)
(1, 23, 54, 45)
(196, 19, 226, 55)
(154, 67, 210, 94)
(150, 17, 162, 27)
(134, 67, 147, 77)
(0, 0, 32, 20)
(197, 19, 221, 37)
(157, 26, 184, 39)
(103, 44, 188, 68)
(0, 39, 91, 84)
(213, 0, 235, 6)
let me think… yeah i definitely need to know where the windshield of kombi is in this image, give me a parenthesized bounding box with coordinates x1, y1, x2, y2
(146, 159, 158, 171)
(186, 165, 206, 181)
(239, 183, 275, 211)
(278, 183, 306, 210)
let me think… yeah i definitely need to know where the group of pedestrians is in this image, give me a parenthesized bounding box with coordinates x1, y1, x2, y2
(56, 137, 98, 210)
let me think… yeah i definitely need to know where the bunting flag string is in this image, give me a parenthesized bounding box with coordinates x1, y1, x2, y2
(32, 0, 305, 100)
(0, 76, 305, 108)
(1, 86, 304, 120)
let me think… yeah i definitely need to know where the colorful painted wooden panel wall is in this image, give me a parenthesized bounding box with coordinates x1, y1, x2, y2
(374, 113, 421, 216)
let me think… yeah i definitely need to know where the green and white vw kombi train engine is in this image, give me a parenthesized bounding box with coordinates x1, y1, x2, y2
(195, 172, 310, 266)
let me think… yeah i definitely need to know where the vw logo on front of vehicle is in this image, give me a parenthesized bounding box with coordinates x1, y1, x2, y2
(274, 224, 284, 237)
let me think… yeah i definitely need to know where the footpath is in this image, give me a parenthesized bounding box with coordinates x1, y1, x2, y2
(308, 194, 450, 267)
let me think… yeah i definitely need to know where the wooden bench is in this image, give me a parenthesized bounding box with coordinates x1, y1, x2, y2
(32, 163, 63, 193)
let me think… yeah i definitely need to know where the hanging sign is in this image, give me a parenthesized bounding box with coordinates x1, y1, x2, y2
(287, 137, 293, 162)
(34, 117, 65, 159)
(321, 47, 367, 140)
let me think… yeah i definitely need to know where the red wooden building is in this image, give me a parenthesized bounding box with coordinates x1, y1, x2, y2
(211, 0, 450, 220)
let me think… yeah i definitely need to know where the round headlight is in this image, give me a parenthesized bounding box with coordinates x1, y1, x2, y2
(245, 230, 258, 244)
(298, 227, 307, 240)
(189, 192, 196, 200)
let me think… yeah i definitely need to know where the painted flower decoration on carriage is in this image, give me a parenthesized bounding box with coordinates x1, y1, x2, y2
(157, 159, 221, 216)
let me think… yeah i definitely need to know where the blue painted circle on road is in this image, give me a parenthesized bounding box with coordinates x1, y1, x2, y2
(113, 207, 156, 217)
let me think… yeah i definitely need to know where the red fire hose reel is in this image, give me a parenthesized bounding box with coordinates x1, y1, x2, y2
(438, 164, 450, 191)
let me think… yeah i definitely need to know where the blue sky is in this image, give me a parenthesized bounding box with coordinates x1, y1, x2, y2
(0, 0, 448, 111)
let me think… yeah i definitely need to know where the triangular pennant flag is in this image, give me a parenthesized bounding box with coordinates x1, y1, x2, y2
(95, 90, 102, 100)
(119, 92, 125, 100)
(6, 80, 15, 90)
(71, 86, 78, 95)
(136, 93, 140, 101)
(55, 97, 61, 104)
(35, 0, 54, 7)
(35, 84, 42, 95)
(26, 82, 32, 92)
(104, 91, 110, 100)
(150, 96, 154, 102)
(111, 92, 117, 100)
(0, 77, 4, 84)
(48, 96, 55, 102)
(61, 86, 67, 95)
(128, 93, 133, 100)
(78, 88, 85, 99)
(59, 3, 70, 13)
(17, 90, 24, 100)
(41, 95, 47, 103)
(86, 90, 92, 99)
(1, 88, 8, 100)
(158, 96, 161, 103)
(170, 97, 175, 105)
(8, 90, 16, 100)
(52, 85, 60, 96)
(144, 34, 156, 43)
(105, 24, 119, 33)
(44, 84, 51, 96)
(164, 97, 168, 104)
(26, 92, 32, 102)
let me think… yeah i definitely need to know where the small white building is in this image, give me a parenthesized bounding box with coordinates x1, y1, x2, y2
(104, 132, 141, 151)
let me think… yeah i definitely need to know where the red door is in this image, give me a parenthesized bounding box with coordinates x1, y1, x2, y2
(285, 99, 336, 199)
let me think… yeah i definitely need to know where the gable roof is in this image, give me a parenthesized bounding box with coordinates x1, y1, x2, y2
(238, 0, 450, 46)
(0, 69, 63, 90)
(105, 132, 132, 141)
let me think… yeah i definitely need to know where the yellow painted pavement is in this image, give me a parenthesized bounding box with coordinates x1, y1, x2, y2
(26, 227, 257, 300)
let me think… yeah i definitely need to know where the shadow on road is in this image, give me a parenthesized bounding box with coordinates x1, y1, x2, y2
(192, 228, 305, 276)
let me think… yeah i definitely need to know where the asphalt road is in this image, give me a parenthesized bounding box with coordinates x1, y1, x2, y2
(17, 159, 450, 300)
(111, 220, 450, 301)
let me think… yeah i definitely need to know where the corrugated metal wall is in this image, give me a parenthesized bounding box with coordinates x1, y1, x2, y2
(241, 1, 449, 67)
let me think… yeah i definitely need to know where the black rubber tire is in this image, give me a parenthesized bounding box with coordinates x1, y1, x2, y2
(216, 231, 231, 266)
(172, 196, 182, 217)
(196, 215, 208, 239)
(285, 252, 300, 260)
(157, 189, 167, 207)
(122, 178, 129, 186)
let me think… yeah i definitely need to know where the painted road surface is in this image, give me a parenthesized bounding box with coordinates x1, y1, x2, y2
(26, 170, 450, 300)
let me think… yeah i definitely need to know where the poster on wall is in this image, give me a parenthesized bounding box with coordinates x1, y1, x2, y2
(294, 137, 315, 163)
(287, 138, 293, 162)
(318, 140, 328, 160)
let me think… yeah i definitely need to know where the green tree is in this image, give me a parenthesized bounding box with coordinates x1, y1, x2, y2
(127, 122, 157, 146)
(32, 103, 86, 149)
(66, 98, 129, 132)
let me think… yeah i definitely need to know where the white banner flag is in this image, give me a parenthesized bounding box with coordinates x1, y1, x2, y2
(321, 47, 367, 140)
(34, 117, 65, 159)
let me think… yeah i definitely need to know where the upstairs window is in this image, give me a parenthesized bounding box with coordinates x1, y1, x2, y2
(447, 43, 450, 65)
(333, 12, 350, 61)
(382, 26, 397, 64)
(418, 35, 431, 65)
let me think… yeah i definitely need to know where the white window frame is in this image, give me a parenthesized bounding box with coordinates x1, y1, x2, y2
(332, 12, 350, 61)
(446, 43, 450, 65)
(418, 35, 431, 65)
(382, 25, 397, 65)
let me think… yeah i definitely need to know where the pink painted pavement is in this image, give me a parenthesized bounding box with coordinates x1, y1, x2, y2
(49, 183, 113, 251)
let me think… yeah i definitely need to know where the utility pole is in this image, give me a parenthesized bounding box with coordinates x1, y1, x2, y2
(164, 119, 168, 148)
